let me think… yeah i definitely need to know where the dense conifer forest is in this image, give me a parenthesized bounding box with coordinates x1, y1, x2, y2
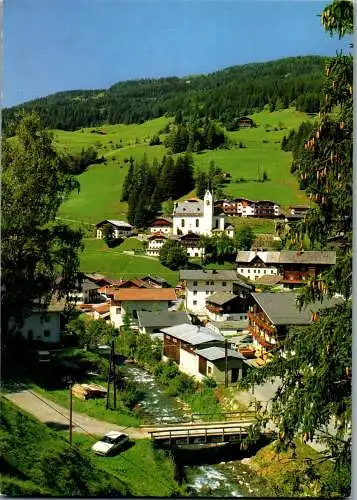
(3, 55, 325, 135)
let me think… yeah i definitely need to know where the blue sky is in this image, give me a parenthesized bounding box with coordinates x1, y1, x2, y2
(2, 0, 351, 108)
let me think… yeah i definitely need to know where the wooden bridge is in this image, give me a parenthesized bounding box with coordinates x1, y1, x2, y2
(143, 416, 257, 447)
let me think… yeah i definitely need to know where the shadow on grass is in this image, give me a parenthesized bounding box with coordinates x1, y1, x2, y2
(46, 421, 71, 431)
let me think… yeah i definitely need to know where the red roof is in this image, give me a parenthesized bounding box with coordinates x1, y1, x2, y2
(93, 303, 110, 314)
(113, 288, 176, 302)
(148, 232, 168, 240)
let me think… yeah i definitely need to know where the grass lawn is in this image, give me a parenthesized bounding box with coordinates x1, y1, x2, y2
(72, 434, 183, 497)
(31, 382, 140, 428)
(80, 238, 179, 286)
(228, 216, 277, 234)
(56, 109, 311, 224)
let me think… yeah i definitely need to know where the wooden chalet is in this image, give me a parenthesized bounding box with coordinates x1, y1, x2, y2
(236, 116, 255, 128)
(247, 292, 341, 357)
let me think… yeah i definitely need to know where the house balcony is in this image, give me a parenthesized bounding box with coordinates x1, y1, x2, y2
(248, 325, 275, 350)
(247, 311, 276, 335)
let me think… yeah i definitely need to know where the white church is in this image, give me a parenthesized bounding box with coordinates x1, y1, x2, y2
(146, 191, 234, 257)
(172, 191, 227, 236)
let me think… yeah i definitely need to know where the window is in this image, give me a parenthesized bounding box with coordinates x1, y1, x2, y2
(195, 253, 198, 257)
(196, 219, 199, 228)
(193, 291, 197, 296)
(43, 330, 50, 338)
(193, 300, 197, 306)
(248, 269, 250, 273)
(181, 219, 185, 228)
(206, 281, 209, 285)
(44, 316, 50, 323)
(264, 270, 267, 274)
(210, 281, 214, 285)
(193, 281, 197, 286)
(222, 281, 226, 286)
(206, 290, 210, 295)
(116, 307, 121, 314)
(207, 366, 212, 375)
(241, 269, 244, 273)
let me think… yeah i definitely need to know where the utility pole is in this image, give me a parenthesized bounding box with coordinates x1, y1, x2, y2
(106, 344, 112, 410)
(112, 338, 117, 409)
(68, 378, 73, 445)
(225, 339, 228, 388)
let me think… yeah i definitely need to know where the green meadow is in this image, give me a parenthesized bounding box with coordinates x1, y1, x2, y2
(80, 238, 179, 286)
(57, 108, 312, 224)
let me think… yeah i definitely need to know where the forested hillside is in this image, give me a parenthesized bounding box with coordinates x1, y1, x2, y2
(3, 55, 325, 134)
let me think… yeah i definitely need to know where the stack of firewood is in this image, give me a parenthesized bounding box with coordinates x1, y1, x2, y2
(72, 383, 107, 400)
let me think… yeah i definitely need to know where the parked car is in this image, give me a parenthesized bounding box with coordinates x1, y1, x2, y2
(91, 431, 129, 456)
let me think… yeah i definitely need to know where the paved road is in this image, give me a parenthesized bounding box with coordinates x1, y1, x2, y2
(5, 390, 149, 440)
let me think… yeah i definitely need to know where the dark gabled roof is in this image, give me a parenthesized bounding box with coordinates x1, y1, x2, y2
(141, 274, 168, 285)
(205, 292, 238, 306)
(251, 292, 342, 326)
(96, 219, 133, 229)
(236, 250, 336, 265)
(180, 269, 253, 290)
(194, 346, 245, 361)
(137, 311, 191, 328)
(254, 275, 283, 285)
(81, 279, 100, 291)
(161, 324, 224, 345)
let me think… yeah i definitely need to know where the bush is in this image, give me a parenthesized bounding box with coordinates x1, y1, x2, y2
(203, 376, 217, 389)
(166, 373, 196, 397)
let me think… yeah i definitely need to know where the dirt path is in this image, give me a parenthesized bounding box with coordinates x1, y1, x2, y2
(5, 390, 149, 439)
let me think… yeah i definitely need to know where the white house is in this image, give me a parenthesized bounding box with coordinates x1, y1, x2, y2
(146, 232, 168, 256)
(96, 220, 133, 239)
(172, 191, 225, 237)
(68, 279, 101, 304)
(8, 297, 65, 344)
(110, 288, 177, 328)
(162, 324, 246, 383)
(179, 269, 252, 315)
(149, 217, 173, 235)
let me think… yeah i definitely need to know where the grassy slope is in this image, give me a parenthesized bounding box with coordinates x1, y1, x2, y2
(0, 397, 181, 497)
(57, 109, 312, 224)
(80, 238, 180, 286)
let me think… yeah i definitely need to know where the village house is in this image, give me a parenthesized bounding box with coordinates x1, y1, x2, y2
(288, 205, 310, 218)
(137, 310, 191, 336)
(110, 287, 177, 328)
(204, 291, 249, 323)
(149, 217, 173, 235)
(140, 275, 170, 288)
(69, 279, 101, 304)
(236, 250, 336, 288)
(161, 323, 246, 384)
(246, 292, 342, 359)
(8, 296, 66, 344)
(178, 232, 205, 258)
(180, 269, 253, 316)
(96, 220, 133, 239)
(216, 198, 280, 218)
(146, 232, 168, 256)
(236, 116, 255, 128)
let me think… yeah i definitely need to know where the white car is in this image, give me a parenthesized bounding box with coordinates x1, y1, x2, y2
(91, 431, 129, 456)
